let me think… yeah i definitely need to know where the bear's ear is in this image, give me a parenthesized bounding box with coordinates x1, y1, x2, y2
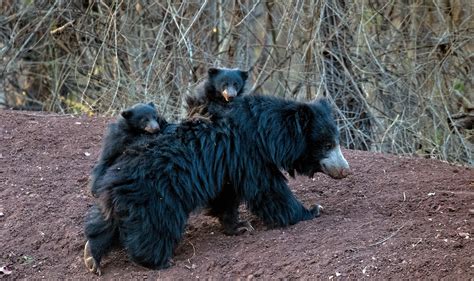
(121, 110, 133, 119)
(239, 70, 249, 82)
(294, 104, 313, 134)
(148, 102, 155, 108)
(208, 68, 220, 77)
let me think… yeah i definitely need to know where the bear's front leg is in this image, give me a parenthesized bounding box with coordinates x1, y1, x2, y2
(245, 172, 322, 227)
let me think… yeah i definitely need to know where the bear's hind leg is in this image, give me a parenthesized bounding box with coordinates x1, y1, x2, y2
(84, 205, 118, 275)
(207, 182, 253, 235)
(120, 205, 185, 269)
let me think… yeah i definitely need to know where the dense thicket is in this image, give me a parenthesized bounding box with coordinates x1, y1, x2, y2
(1, 0, 472, 164)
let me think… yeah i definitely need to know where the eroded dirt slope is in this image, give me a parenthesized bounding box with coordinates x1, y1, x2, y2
(0, 110, 472, 279)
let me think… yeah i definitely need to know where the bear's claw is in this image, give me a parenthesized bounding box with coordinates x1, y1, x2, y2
(236, 220, 255, 233)
(223, 220, 254, 235)
(311, 204, 323, 217)
(84, 240, 102, 276)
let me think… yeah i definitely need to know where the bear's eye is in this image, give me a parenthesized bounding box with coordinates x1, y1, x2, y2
(323, 143, 333, 150)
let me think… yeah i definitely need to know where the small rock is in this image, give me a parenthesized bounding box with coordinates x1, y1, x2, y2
(0, 266, 12, 275)
(0, 212, 4, 217)
(458, 232, 470, 239)
(427, 192, 436, 196)
(84, 152, 91, 157)
(362, 266, 368, 274)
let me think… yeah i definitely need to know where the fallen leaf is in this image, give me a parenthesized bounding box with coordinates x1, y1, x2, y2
(22, 255, 34, 264)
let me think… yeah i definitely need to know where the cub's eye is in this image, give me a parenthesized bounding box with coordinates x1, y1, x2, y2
(233, 82, 239, 89)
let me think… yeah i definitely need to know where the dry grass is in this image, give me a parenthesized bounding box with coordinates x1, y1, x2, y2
(0, 0, 472, 165)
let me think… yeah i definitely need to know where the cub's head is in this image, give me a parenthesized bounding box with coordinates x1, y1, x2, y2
(291, 99, 350, 179)
(206, 67, 249, 102)
(120, 102, 164, 134)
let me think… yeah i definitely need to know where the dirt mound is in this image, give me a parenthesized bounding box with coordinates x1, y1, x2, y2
(0, 110, 472, 279)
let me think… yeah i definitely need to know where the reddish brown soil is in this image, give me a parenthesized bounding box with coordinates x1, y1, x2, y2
(0, 109, 472, 279)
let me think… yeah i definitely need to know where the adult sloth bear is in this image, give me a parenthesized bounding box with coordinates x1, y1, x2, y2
(84, 95, 350, 274)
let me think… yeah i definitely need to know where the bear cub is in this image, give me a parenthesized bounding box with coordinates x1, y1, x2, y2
(89, 102, 167, 198)
(186, 67, 249, 118)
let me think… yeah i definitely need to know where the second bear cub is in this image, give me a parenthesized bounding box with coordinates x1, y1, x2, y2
(186, 67, 249, 118)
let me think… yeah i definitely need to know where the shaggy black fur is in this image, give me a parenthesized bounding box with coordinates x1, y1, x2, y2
(85, 95, 342, 272)
(89, 102, 167, 198)
(185, 67, 250, 234)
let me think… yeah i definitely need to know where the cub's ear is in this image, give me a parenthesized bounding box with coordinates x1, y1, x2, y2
(148, 102, 155, 108)
(240, 70, 249, 81)
(121, 110, 133, 119)
(294, 104, 313, 134)
(208, 68, 220, 77)
(313, 98, 332, 113)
